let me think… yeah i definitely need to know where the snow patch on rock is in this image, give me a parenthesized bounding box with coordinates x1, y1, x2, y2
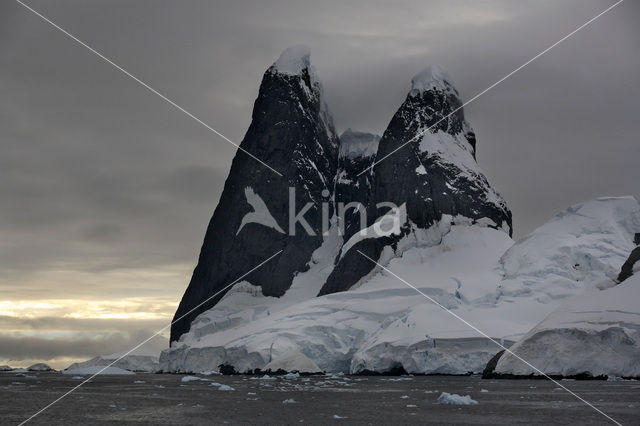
(410, 65, 458, 96)
(272, 45, 311, 76)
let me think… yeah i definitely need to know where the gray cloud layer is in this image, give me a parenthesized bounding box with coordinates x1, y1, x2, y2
(0, 0, 638, 360)
(0, 330, 167, 361)
(0, 315, 168, 362)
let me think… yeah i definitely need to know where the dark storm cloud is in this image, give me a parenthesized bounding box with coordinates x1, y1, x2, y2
(1, 0, 638, 296)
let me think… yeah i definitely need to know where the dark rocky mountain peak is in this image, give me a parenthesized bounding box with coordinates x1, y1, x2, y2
(319, 65, 512, 296)
(170, 46, 339, 343)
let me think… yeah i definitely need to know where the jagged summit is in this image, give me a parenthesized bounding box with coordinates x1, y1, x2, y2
(167, 56, 513, 367)
(169, 46, 338, 343)
(270, 45, 313, 76)
(318, 62, 511, 296)
(410, 64, 458, 96)
(338, 129, 380, 159)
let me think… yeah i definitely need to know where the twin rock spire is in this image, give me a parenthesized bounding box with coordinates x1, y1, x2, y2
(170, 46, 511, 343)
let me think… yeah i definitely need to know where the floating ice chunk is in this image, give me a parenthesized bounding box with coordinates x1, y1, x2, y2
(282, 398, 296, 404)
(607, 376, 636, 382)
(181, 376, 209, 382)
(250, 374, 277, 381)
(218, 384, 234, 391)
(283, 372, 300, 380)
(200, 370, 222, 376)
(437, 392, 478, 405)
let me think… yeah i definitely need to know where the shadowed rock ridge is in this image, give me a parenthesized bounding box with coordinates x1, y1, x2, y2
(318, 65, 511, 296)
(170, 53, 511, 343)
(170, 46, 339, 342)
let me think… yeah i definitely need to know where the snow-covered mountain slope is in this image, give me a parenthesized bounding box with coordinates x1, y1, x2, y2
(161, 196, 639, 375)
(496, 196, 640, 304)
(161, 220, 517, 374)
(494, 272, 640, 378)
(163, 45, 637, 376)
(66, 347, 160, 372)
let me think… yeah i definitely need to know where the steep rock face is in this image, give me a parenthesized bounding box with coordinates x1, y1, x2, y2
(170, 46, 338, 343)
(617, 246, 640, 283)
(334, 129, 380, 240)
(319, 66, 511, 296)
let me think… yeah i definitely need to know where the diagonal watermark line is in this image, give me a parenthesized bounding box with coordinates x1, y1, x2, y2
(358, 0, 624, 177)
(14, 0, 283, 177)
(356, 250, 622, 426)
(18, 250, 283, 426)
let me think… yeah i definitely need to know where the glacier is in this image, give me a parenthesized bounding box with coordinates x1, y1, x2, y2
(159, 45, 639, 376)
(494, 272, 640, 378)
(160, 196, 640, 374)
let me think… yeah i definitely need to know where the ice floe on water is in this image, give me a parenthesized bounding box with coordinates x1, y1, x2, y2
(437, 392, 478, 405)
(181, 376, 209, 383)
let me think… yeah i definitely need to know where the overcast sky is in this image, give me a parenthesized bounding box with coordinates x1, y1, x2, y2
(1, 0, 638, 367)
